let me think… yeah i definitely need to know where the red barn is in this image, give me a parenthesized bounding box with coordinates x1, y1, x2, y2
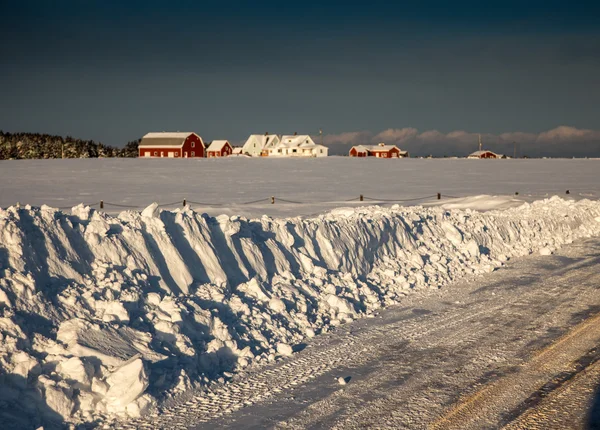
(206, 140, 233, 158)
(138, 132, 205, 158)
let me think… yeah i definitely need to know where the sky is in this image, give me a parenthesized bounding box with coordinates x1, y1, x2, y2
(1, 0, 600, 156)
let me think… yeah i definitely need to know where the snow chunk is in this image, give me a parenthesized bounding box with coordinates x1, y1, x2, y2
(56, 357, 94, 389)
(276, 343, 293, 357)
(141, 202, 160, 218)
(102, 301, 130, 324)
(105, 357, 149, 413)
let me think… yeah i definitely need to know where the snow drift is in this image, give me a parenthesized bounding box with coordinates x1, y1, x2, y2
(1, 197, 600, 427)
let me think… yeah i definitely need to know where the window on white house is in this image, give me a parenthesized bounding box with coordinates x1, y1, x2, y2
(292, 149, 297, 153)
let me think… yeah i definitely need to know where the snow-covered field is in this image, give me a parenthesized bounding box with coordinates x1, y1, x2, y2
(1, 158, 599, 216)
(1, 158, 600, 428)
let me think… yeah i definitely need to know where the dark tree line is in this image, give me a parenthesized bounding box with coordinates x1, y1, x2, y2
(0, 131, 140, 160)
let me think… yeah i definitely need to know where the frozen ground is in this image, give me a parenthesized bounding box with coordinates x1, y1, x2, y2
(1, 158, 599, 217)
(1, 158, 600, 428)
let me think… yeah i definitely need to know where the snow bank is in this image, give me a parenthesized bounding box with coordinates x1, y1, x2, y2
(1, 197, 600, 427)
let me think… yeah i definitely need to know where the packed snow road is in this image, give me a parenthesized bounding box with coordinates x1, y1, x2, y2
(130, 237, 600, 429)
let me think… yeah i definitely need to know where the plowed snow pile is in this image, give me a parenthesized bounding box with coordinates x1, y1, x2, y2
(1, 197, 600, 427)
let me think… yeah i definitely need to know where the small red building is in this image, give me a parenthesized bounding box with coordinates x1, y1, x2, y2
(349, 143, 409, 158)
(138, 132, 205, 158)
(468, 150, 501, 159)
(206, 140, 233, 158)
(349, 145, 369, 157)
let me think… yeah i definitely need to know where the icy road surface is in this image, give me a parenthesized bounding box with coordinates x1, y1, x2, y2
(1, 158, 599, 217)
(128, 237, 600, 429)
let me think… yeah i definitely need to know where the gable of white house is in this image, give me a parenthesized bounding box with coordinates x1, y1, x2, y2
(266, 136, 327, 157)
(242, 134, 280, 156)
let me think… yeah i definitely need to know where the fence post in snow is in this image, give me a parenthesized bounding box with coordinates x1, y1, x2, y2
(437, 193, 441, 200)
(271, 196, 275, 204)
(566, 190, 570, 195)
(183, 199, 186, 207)
(100, 200, 104, 209)
(360, 194, 363, 202)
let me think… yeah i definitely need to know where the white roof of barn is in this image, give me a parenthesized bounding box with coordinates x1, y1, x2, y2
(351, 145, 369, 152)
(139, 132, 201, 148)
(208, 140, 230, 152)
(143, 132, 194, 139)
(365, 143, 399, 152)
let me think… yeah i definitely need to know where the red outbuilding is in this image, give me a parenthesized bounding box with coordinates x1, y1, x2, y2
(349, 145, 369, 157)
(206, 140, 233, 158)
(138, 132, 205, 158)
(349, 143, 409, 158)
(467, 150, 502, 159)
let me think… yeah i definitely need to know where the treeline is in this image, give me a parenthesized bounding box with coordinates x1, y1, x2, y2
(0, 131, 140, 160)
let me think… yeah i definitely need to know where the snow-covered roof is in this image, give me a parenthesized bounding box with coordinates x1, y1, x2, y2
(207, 140, 230, 152)
(143, 132, 193, 139)
(280, 135, 315, 148)
(365, 143, 399, 152)
(245, 134, 280, 149)
(351, 145, 370, 153)
(139, 132, 200, 148)
(232, 147, 243, 154)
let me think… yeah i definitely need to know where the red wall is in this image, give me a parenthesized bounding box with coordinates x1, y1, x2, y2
(139, 147, 183, 157)
(181, 134, 205, 158)
(368, 148, 400, 158)
(349, 147, 367, 157)
(207, 142, 233, 158)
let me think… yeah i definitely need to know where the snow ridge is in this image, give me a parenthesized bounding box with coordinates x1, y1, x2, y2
(0, 197, 599, 427)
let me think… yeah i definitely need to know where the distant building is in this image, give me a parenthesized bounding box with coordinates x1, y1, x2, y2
(349, 145, 369, 157)
(138, 132, 205, 158)
(206, 140, 233, 158)
(264, 134, 328, 157)
(467, 150, 502, 159)
(231, 147, 244, 155)
(467, 134, 503, 159)
(242, 133, 281, 157)
(349, 143, 409, 158)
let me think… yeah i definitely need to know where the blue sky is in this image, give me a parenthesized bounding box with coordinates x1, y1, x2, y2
(1, 1, 599, 155)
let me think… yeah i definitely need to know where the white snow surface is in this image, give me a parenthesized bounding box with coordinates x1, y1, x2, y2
(1, 196, 600, 427)
(1, 158, 598, 218)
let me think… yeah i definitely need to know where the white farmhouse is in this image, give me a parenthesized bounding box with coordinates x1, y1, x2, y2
(242, 133, 281, 157)
(266, 134, 328, 157)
